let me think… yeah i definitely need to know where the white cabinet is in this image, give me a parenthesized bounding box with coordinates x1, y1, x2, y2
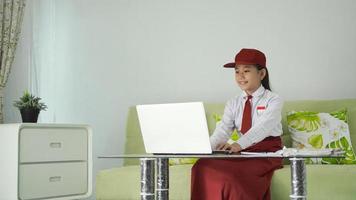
(0, 123, 92, 200)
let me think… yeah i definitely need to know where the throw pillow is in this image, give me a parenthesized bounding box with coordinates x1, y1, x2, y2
(168, 157, 198, 165)
(287, 109, 356, 164)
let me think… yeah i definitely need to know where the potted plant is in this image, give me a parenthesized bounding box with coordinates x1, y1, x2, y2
(13, 90, 47, 123)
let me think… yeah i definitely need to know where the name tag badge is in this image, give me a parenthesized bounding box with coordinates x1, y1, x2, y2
(257, 105, 266, 115)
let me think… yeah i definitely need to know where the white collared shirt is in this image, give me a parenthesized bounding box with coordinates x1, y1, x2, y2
(210, 85, 283, 150)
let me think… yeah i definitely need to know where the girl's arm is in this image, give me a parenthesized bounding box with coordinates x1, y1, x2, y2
(236, 95, 283, 150)
(210, 99, 235, 150)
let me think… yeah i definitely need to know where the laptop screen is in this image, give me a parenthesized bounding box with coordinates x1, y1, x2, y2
(136, 102, 212, 154)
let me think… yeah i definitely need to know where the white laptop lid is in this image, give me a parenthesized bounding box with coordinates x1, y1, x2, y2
(136, 102, 212, 154)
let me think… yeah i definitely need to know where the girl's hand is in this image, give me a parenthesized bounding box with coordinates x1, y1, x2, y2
(216, 143, 229, 151)
(227, 143, 243, 153)
(217, 143, 243, 153)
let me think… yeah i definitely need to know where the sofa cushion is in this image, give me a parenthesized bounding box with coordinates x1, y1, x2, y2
(97, 99, 356, 200)
(96, 164, 192, 200)
(287, 109, 356, 164)
(123, 99, 356, 166)
(281, 99, 356, 152)
(271, 165, 356, 200)
(96, 164, 356, 200)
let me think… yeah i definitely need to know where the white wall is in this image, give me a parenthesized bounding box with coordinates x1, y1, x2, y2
(4, 0, 356, 199)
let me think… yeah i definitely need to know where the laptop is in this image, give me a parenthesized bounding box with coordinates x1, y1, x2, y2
(136, 102, 213, 154)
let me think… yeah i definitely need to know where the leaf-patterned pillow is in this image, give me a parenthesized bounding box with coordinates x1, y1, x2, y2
(287, 109, 356, 164)
(169, 157, 198, 165)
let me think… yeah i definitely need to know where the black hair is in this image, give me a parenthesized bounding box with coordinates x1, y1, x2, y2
(256, 65, 271, 91)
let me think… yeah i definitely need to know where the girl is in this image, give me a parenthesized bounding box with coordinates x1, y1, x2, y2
(191, 48, 283, 200)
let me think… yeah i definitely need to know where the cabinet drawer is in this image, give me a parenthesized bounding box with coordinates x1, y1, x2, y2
(19, 162, 88, 200)
(19, 127, 88, 163)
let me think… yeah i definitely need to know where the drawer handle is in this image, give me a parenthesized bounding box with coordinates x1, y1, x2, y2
(49, 176, 62, 182)
(50, 142, 62, 148)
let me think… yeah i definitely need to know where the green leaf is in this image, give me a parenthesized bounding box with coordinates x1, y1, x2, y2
(338, 136, 349, 149)
(287, 111, 320, 132)
(305, 158, 314, 164)
(330, 109, 348, 123)
(308, 134, 323, 149)
(231, 130, 239, 141)
(322, 136, 356, 164)
(169, 158, 198, 165)
(13, 90, 48, 111)
(213, 113, 222, 122)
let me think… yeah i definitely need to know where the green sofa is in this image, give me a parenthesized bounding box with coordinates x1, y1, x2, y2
(96, 99, 356, 200)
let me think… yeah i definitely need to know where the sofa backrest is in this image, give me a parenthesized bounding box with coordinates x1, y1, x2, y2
(123, 99, 356, 166)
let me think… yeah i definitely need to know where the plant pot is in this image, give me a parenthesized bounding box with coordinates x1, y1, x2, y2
(20, 108, 40, 123)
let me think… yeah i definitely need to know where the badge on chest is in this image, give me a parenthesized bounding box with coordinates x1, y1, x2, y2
(256, 105, 266, 115)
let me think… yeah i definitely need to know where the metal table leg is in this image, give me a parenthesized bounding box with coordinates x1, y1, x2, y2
(140, 158, 155, 200)
(156, 158, 169, 200)
(289, 157, 307, 200)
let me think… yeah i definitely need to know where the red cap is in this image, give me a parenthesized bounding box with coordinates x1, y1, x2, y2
(223, 48, 266, 68)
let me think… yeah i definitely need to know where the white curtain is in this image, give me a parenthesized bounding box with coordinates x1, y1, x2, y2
(30, 0, 56, 122)
(0, 0, 26, 123)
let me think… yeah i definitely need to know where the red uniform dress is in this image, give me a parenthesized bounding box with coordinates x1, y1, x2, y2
(191, 137, 282, 200)
(191, 94, 283, 200)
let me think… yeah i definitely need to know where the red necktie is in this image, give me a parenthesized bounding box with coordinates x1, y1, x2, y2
(240, 95, 253, 134)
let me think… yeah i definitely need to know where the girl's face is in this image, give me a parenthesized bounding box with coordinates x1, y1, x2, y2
(235, 64, 266, 95)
